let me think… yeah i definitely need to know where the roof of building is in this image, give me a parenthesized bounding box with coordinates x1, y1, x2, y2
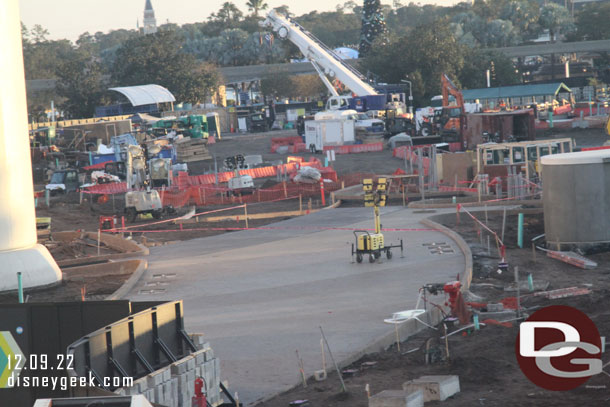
(109, 84, 175, 106)
(145, 0, 153, 11)
(462, 83, 571, 101)
(471, 108, 533, 116)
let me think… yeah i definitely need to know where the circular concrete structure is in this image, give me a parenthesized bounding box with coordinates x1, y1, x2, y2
(541, 149, 610, 249)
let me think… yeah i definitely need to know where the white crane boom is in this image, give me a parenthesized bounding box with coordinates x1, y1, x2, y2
(260, 10, 378, 97)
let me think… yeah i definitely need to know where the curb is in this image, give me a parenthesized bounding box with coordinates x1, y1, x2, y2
(252, 215, 474, 406)
(408, 199, 542, 209)
(106, 258, 148, 300)
(420, 218, 473, 289)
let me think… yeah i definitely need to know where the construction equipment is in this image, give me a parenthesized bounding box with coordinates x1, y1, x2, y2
(260, 10, 404, 113)
(228, 172, 255, 196)
(124, 144, 163, 222)
(440, 73, 465, 136)
(46, 168, 80, 195)
(249, 111, 269, 132)
(352, 178, 403, 263)
(152, 115, 209, 139)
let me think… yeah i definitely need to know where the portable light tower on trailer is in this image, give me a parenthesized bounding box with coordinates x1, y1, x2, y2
(352, 178, 403, 263)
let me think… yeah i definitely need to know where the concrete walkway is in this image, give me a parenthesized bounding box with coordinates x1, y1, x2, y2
(126, 207, 465, 405)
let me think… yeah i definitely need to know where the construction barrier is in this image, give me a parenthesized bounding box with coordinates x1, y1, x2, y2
(323, 142, 384, 154)
(270, 136, 304, 153)
(392, 146, 431, 176)
(82, 166, 360, 210)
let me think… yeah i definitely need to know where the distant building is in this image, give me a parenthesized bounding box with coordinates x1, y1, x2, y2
(143, 0, 157, 35)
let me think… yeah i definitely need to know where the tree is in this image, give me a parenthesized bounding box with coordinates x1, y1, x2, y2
(483, 19, 520, 47)
(217, 28, 249, 66)
(274, 5, 293, 17)
(111, 31, 220, 104)
(242, 32, 285, 64)
(572, 2, 610, 41)
(292, 74, 327, 99)
(56, 53, 108, 118)
(260, 72, 294, 99)
(459, 49, 519, 89)
(500, 0, 540, 37)
(246, 0, 268, 16)
(361, 21, 465, 104)
(359, 0, 388, 56)
(209, 2, 243, 24)
(30, 24, 49, 43)
(539, 3, 573, 42)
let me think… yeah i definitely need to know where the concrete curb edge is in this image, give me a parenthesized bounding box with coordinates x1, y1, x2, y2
(106, 258, 148, 300)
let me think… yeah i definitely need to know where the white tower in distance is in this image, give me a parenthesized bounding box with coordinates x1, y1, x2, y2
(143, 0, 157, 35)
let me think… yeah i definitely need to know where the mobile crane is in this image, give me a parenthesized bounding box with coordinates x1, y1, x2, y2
(259, 10, 401, 112)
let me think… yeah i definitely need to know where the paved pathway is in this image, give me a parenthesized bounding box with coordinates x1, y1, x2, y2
(127, 207, 465, 405)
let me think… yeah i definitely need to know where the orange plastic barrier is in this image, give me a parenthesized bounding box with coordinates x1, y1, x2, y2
(323, 142, 383, 154)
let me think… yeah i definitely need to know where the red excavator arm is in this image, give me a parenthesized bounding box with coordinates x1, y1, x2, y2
(441, 73, 464, 109)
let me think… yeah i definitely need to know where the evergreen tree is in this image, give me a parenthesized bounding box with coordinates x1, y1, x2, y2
(359, 0, 387, 56)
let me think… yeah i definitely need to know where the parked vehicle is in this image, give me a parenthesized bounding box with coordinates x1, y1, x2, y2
(46, 169, 80, 195)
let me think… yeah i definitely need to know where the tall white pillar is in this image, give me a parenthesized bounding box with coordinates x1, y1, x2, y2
(0, 0, 61, 291)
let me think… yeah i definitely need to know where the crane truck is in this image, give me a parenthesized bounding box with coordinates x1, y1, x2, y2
(259, 10, 405, 114)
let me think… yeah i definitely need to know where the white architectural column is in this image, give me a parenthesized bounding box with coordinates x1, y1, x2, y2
(0, 0, 61, 291)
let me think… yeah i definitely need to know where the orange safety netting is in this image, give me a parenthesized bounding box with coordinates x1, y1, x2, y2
(83, 164, 369, 210)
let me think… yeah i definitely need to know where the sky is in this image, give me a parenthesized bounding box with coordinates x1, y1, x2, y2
(18, 0, 462, 42)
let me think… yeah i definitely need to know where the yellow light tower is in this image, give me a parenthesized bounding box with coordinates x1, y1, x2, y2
(352, 178, 403, 263)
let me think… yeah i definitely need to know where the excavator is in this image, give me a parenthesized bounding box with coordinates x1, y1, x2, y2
(415, 74, 465, 139)
(438, 73, 466, 140)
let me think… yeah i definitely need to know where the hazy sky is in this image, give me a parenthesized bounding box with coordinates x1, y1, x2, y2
(19, 0, 461, 42)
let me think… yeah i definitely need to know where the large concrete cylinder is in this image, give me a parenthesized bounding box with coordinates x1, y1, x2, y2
(541, 150, 610, 249)
(0, 0, 61, 290)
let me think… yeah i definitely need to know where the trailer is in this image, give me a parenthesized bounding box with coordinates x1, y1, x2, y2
(304, 110, 356, 152)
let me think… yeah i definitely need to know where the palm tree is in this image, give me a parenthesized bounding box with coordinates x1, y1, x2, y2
(246, 0, 268, 16)
(216, 2, 243, 23)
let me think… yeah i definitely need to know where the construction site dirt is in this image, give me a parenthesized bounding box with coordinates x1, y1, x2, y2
(34, 126, 609, 242)
(255, 211, 610, 407)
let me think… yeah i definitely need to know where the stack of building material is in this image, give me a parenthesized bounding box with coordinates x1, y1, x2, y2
(175, 138, 211, 163)
(118, 334, 221, 407)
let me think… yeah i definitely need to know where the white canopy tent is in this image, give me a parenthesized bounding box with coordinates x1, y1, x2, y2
(108, 84, 176, 107)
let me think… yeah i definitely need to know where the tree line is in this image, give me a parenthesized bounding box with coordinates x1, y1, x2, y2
(22, 0, 610, 119)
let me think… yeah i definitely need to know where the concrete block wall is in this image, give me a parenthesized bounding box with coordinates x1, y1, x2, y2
(116, 333, 222, 407)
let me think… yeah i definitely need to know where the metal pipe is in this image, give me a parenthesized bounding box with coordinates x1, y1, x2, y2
(17, 272, 23, 303)
(518, 213, 524, 248)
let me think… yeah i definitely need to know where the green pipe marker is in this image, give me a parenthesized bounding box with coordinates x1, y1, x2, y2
(518, 213, 524, 248)
(528, 273, 534, 292)
(17, 272, 23, 303)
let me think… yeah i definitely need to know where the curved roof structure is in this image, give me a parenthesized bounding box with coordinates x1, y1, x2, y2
(108, 84, 175, 107)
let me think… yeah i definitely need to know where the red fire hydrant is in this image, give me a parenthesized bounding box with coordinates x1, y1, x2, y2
(192, 377, 207, 407)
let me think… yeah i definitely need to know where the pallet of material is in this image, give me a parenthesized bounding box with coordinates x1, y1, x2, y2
(175, 138, 212, 162)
